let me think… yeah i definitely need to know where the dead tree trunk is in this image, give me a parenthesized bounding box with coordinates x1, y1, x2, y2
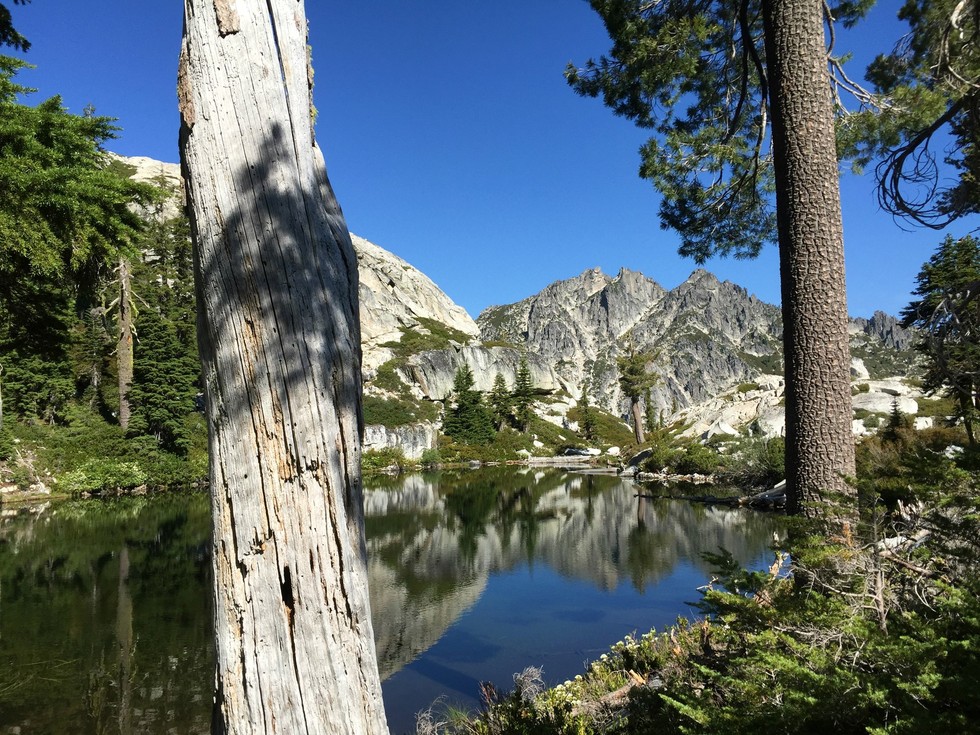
(630, 397, 645, 445)
(116, 257, 133, 430)
(178, 2, 389, 733)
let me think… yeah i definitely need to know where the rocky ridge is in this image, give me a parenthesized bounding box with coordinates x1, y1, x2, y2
(119, 154, 923, 457)
(478, 266, 918, 421)
(478, 267, 785, 418)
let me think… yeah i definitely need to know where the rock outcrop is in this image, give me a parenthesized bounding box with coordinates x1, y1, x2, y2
(398, 345, 566, 401)
(477, 265, 927, 440)
(852, 310, 915, 351)
(479, 267, 782, 418)
(355, 234, 479, 369)
(362, 423, 439, 460)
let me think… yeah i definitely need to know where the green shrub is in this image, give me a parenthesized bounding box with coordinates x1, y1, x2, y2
(719, 435, 785, 488)
(361, 447, 410, 473)
(60, 459, 148, 493)
(380, 317, 473, 357)
(673, 441, 722, 475)
(916, 394, 958, 418)
(419, 448, 442, 467)
(366, 361, 439, 425)
(863, 413, 882, 429)
(363, 395, 418, 427)
(4, 405, 208, 491)
(567, 404, 634, 447)
(372, 361, 408, 393)
(640, 433, 684, 472)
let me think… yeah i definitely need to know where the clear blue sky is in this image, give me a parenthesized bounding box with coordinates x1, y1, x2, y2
(9, 1, 975, 320)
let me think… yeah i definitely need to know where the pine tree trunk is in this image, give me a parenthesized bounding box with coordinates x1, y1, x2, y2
(630, 397, 645, 444)
(117, 257, 134, 430)
(762, 0, 856, 525)
(178, 2, 389, 734)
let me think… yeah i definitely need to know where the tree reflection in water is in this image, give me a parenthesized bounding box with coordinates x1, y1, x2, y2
(0, 468, 782, 735)
(365, 467, 782, 731)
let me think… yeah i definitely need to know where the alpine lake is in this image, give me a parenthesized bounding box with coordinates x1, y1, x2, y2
(0, 466, 783, 734)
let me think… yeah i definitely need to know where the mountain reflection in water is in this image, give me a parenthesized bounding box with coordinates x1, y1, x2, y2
(365, 467, 781, 730)
(0, 468, 782, 735)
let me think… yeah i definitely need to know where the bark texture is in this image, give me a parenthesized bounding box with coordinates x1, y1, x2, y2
(116, 257, 133, 430)
(178, 2, 389, 733)
(630, 398, 645, 444)
(762, 0, 856, 520)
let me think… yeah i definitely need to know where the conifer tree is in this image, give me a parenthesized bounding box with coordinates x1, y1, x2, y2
(616, 344, 658, 444)
(901, 234, 980, 443)
(0, 59, 150, 423)
(512, 355, 535, 432)
(643, 387, 660, 436)
(488, 372, 513, 431)
(127, 215, 199, 454)
(568, 0, 861, 519)
(444, 364, 496, 445)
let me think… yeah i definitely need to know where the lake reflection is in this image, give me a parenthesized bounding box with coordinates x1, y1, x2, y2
(0, 468, 781, 735)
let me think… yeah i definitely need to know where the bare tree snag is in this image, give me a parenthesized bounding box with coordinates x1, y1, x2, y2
(116, 256, 133, 431)
(178, 2, 389, 733)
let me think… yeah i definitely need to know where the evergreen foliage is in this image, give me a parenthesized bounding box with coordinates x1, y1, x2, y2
(512, 355, 534, 432)
(443, 364, 496, 445)
(0, 54, 206, 485)
(0, 58, 151, 278)
(616, 344, 659, 444)
(840, 0, 980, 226)
(643, 386, 660, 435)
(488, 372, 513, 431)
(125, 214, 199, 453)
(578, 382, 598, 441)
(566, 402, 635, 448)
(0, 58, 153, 423)
(0, 0, 29, 53)
(901, 235, 980, 443)
(564, 0, 871, 262)
(127, 307, 199, 454)
(380, 317, 473, 358)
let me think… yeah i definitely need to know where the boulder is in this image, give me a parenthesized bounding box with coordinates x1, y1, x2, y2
(850, 357, 870, 380)
(354, 234, 479, 368)
(852, 392, 918, 416)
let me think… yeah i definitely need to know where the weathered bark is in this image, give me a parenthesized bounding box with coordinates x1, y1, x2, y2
(178, 2, 389, 734)
(630, 398, 645, 444)
(762, 0, 856, 523)
(116, 257, 133, 430)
